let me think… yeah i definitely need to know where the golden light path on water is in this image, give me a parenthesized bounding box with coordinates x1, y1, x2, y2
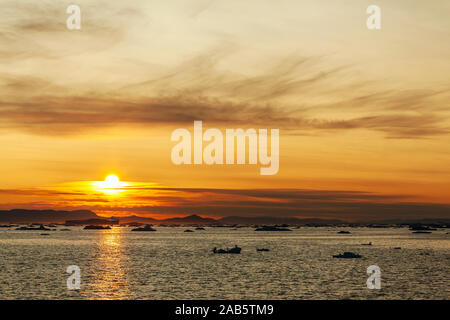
(89, 227, 131, 299)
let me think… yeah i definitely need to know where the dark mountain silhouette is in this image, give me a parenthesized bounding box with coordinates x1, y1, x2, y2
(118, 214, 215, 225)
(119, 215, 159, 223)
(162, 214, 217, 224)
(2, 209, 447, 226)
(217, 216, 345, 225)
(369, 218, 450, 225)
(66, 218, 119, 226)
(0, 210, 217, 225)
(0, 209, 97, 224)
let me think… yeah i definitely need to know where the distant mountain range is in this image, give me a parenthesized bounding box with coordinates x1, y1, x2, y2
(119, 214, 217, 224)
(218, 216, 345, 225)
(368, 218, 450, 225)
(0, 209, 98, 224)
(0, 209, 344, 225)
(120, 214, 344, 225)
(0, 209, 448, 225)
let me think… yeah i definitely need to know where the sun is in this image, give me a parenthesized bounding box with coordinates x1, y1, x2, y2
(93, 174, 129, 195)
(104, 174, 120, 188)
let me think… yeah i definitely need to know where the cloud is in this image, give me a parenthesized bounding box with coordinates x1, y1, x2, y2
(0, 189, 85, 196)
(0, 2, 448, 139)
(0, 55, 448, 139)
(1, 185, 449, 221)
(114, 202, 450, 222)
(0, 0, 145, 61)
(122, 187, 450, 221)
(315, 114, 449, 138)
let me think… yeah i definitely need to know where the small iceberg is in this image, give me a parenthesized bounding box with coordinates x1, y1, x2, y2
(16, 224, 50, 231)
(333, 252, 362, 259)
(184, 229, 194, 232)
(409, 225, 436, 231)
(337, 231, 351, 234)
(256, 248, 270, 252)
(84, 225, 111, 230)
(213, 245, 241, 254)
(255, 226, 291, 232)
(131, 224, 156, 232)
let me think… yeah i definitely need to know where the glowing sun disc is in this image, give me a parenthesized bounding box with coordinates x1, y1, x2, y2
(93, 174, 129, 194)
(105, 174, 120, 187)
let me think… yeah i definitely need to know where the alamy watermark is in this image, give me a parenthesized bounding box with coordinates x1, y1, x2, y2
(65, 4, 381, 31)
(367, 5, 381, 30)
(366, 265, 381, 289)
(66, 265, 81, 290)
(171, 121, 279, 175)
(66, 4, 81, 30)
(64, 263, 381, 291)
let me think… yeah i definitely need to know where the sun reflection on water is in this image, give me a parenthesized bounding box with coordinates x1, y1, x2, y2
(89, 227, 132, 299)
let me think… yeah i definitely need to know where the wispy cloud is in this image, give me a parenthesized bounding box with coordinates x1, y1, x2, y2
(0, 54, 448, 138)
(0, 0, 144, 61)
(0, 1, 449, 139)
(316, 114, 449, 138)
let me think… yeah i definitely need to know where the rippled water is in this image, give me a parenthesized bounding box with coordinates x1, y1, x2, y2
(0, 226, 448, 299)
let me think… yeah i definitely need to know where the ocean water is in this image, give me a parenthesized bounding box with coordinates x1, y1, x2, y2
(0, 226, 448, 300)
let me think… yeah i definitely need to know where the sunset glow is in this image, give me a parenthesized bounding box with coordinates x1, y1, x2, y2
(0, 0, 448, 222)
(92, 175, 130, 195)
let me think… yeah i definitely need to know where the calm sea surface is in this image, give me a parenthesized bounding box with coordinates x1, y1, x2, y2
(0, 226, 448, 299)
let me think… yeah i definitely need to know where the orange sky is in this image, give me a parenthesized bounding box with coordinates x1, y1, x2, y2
(0, 0, 449, 221)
